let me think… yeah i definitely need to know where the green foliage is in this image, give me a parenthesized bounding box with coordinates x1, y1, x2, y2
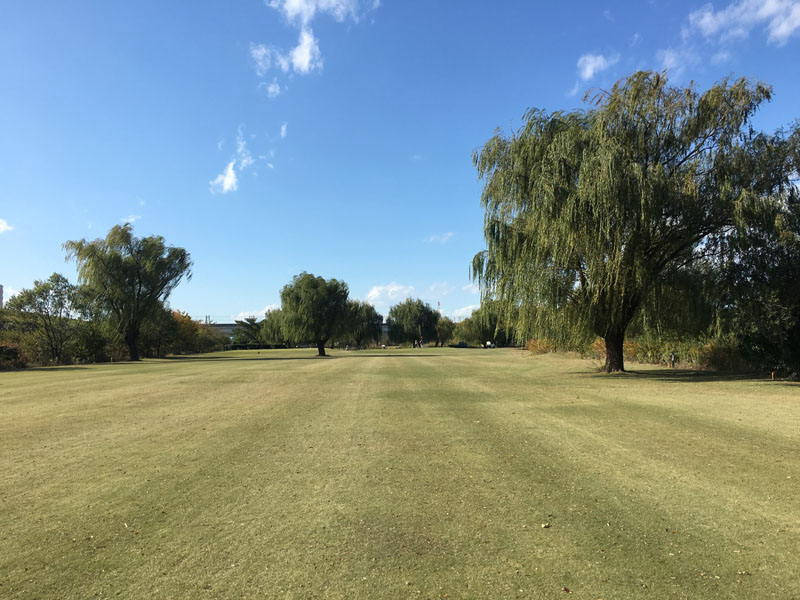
(5, 273, 80, 364)
(453, 302, 515, 347)
(261, 309, 288, 346)
(64, 224, 192, 361)
(344, 300, 383, 347)
(138, 304, 180, 358)
(434, 316, 456, 347)
(386, 298, 438, 345)
(473, 71, 791, 371)
(232, 316, 264, 345)
(280, 272, 350, 356)
(712, 187, 800, 375)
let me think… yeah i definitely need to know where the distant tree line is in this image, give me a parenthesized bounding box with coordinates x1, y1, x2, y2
(230, 275, 459, 355)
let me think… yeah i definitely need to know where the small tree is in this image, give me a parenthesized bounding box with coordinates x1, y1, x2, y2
(261, 309, 287, 346)
(232, 316, 263, 345)
(346, 300, 383, 348)
(387, 298, 439, 345)
(64, 224, 192, 361)
(280, 272, 350, 356)
(435, 316, 456, 347)
(6, 273, 79, 364)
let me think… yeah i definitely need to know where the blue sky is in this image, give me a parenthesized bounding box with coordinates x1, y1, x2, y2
(1, 0, 799, 322)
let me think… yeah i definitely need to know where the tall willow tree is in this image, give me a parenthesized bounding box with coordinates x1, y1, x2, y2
(473, 71, 790, 372)
(65, 224, 192, 361)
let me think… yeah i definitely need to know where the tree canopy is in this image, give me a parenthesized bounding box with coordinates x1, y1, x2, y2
(64, 224, 192, 361)
(6, 273, 80, 364)
(472, 71, 796, 371)
(280, 272, 350, 356)
(387, 298, 439, 345)
(345, 300, 383, 348)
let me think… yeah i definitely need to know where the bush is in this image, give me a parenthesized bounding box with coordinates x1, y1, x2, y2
(526, 338, 555, 354)
(0, 345, 25, 369)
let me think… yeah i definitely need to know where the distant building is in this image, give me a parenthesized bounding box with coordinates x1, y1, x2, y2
(208, 323, 236, 339)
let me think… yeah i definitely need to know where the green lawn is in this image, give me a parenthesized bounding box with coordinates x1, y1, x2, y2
(1, 348, 798, 599)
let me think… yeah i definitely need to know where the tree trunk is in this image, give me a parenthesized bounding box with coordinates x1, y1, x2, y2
(604, 331, 625, 373)
(126, 330, 140, 361)
(316, 341, 326, 357)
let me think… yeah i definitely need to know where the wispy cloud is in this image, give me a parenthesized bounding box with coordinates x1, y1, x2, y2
(0, 218, 13, 233)
(658, 0, 800, 77)
(280, 122, 288, 138)
(656, 46, 699, 76)
(259, 78, 282, 98)
(426, 281, 454, 297)
(210, 128, 257, 194)
(120, 215, 141, 224)
(684, 0, 800, 46)
(576, 53, 619, 81)
(210, 161, 238, 194)
(425, 232, 454, 244)
(462, 282, 480, 295)
(251, 0, 379, 94)
(567, 80, 581, 97)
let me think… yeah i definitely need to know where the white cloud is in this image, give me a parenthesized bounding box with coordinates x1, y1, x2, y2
(711, 49, 731, 63)
(685, 0, 800, 46)
(576, 53, 619, 81)
(233, 304, 280, 321)
(121, 215, 141, 224)
(266, 0, 361, 27)
(567, 80, 580, 97)
(426, 282, 454, 297)
(290, 28, 322, 73)
(451, 304, 479, 321)
(210, 129, 259, 194)
(280, 122, 288, 138)
(425, 232, 454, 244)
(365, 283, 415, 310)
(210, 160, 238, 194)
(656, 46, 699, 77)
(0, 218, 13, 233)
(236, 131, 254, 171)
(462, 282, 480, 295)
(2, 286, 20, 303)
(251, 0, 378, 89)
(250, 43, 290, 76)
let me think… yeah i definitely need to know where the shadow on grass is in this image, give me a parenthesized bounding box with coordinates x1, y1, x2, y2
(164, 353, 442, 363)
(574, 367, 770, 383)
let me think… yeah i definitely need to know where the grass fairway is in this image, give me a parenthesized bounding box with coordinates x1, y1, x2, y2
(1, 349, 798, 599)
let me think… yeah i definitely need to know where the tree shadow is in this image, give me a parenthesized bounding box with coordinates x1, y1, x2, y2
(574, 367, 770, 383)
(165, 352, 443, 362)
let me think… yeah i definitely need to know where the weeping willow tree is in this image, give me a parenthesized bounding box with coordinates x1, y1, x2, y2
(64, 224, 192, 361)
(472, 71, 790, 372)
